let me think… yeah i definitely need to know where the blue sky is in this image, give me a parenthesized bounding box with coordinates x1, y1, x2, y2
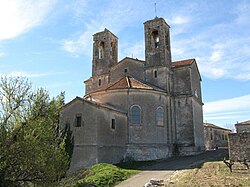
(0, 0, 250, 130)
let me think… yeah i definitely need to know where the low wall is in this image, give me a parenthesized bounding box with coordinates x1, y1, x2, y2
(228, 132, 250, 161)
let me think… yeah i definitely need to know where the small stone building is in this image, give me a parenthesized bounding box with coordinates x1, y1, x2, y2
(235, 120, 250, 133)
(60, 17, 205, 174)
(203, 123, 231, 150)
(229, 120, 250, 161)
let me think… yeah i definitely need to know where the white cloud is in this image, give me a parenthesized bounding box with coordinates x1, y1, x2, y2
(62, 1, 148, 57)
(235, 2, 250, 25)
(203, 95, 250, 127)
(171, 15, 190, 25)
(120, 41, 145, 60)
(0, 0, 57, 40)
(204, 94, 250, 114)
(7, 71, 67, 78)
(0, 51, 5, 57)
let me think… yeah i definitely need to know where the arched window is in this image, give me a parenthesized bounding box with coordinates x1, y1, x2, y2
(156, 107, 164, 126)
(151, 30, 159, 48)
(98, 41, 104, 59)
(130, 105, 141, 125)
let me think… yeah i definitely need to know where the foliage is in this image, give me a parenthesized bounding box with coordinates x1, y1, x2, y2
(0, 76, 69, 186)
(59, 163, 138, 187)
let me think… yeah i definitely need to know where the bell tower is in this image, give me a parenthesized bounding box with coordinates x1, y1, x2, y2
(144, 17, 171, 69)
(92, 28, 118, 76)
(144, 17, 172, 91)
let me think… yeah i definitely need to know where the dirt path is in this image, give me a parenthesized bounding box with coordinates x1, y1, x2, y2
(116, 149, 227, 187)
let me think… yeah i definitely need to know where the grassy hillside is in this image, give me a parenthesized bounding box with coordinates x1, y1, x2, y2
(165, 161, 250, 187)
(58, 163, 138, 187)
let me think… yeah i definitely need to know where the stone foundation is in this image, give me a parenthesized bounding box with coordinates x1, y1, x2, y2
(124, 144, 172, 161)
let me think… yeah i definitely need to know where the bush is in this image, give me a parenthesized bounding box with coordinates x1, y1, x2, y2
(73, 163, 137, 187)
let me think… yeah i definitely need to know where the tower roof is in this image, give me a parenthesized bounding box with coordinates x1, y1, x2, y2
(143, 17, 170, 28)
(93, 28, 118, 39)
(235, 120, 250, 126)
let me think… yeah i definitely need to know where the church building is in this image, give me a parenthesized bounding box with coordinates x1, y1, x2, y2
(60, 17, 205, 174)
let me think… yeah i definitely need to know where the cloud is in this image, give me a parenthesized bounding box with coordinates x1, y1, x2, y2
(204, 94, 250, 114)
(0, 0, 57, 40)
(62, 0, 148, 57)
(170, 15, 190, 25)
(235, 2, 250, 25)
(6, 71, 67, 78)
(0, 51, 5, 57)
(203, 95, 250, 127)
(120, 41, 145, 60)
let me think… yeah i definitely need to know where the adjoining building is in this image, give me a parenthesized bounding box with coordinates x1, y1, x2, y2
(60, 17, 205, 174)
(229, 120, 250, 161)
(203, 123, 231, 150)
(235, 120, 250, 133)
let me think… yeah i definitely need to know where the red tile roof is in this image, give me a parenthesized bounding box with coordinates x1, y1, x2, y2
(235, 120, 250, 126)
(172, 59, 194, 68)
(104, 76, 155, 91)
(204, 123, 232, 131)
(89, 76, 165, 94)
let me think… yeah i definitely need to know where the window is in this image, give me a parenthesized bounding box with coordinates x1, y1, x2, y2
(130, 105, 141, 125)
(110, 42, 116, 60)
(156, 107, 164, 126)
(111, 118, 116, 130)
(75, 115, 82, 127)
(194, 89, 198, 97)
(124, 68, 128, 73)
(98, 41, 104, 59)
(98, 79, 101, 86)
(210, 133, 213, 140)
(154, 70, 157, 78)
(151, 30, 159, 48)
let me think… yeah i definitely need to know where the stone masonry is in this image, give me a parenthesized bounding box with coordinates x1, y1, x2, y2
(60, 17, 205, 174)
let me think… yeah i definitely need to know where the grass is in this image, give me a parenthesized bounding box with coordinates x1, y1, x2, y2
(58, 163, 138, 187)
(165, 161, 250, 187)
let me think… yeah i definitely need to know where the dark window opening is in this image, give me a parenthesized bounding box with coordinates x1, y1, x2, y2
(124, 69, 128, 73)
(111, 118, 116, 130)
(151, 30, 159, 48)
(76, 116, 82, 127)
(98, 79, 101, 86)
(154, 70, 157, 78)
(110, 42, 116, 60)
(98, 41, 104, 59)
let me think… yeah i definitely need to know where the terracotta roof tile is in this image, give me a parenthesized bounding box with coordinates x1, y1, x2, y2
(107, 76, 154, 90)
(235, 120, 250, 125)
(172, 59, 194, 68)
(89, 76, 165, 94)
(204, 123, 232, 131)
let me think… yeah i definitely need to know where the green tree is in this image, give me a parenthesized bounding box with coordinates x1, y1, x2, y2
(0, 76, 69, 186)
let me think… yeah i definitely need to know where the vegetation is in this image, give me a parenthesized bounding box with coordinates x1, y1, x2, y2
(59, 163, 138, 187)
(165, 161, 250, 187)
(0, 76, 70, 186)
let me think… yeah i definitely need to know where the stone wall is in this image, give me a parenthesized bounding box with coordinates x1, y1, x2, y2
(60, 97, 127, 174)
(236, 124, 250, 133)
(228, 132, 250, 161)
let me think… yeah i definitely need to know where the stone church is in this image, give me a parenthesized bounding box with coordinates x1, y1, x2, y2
(60, 17, 205, 173)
